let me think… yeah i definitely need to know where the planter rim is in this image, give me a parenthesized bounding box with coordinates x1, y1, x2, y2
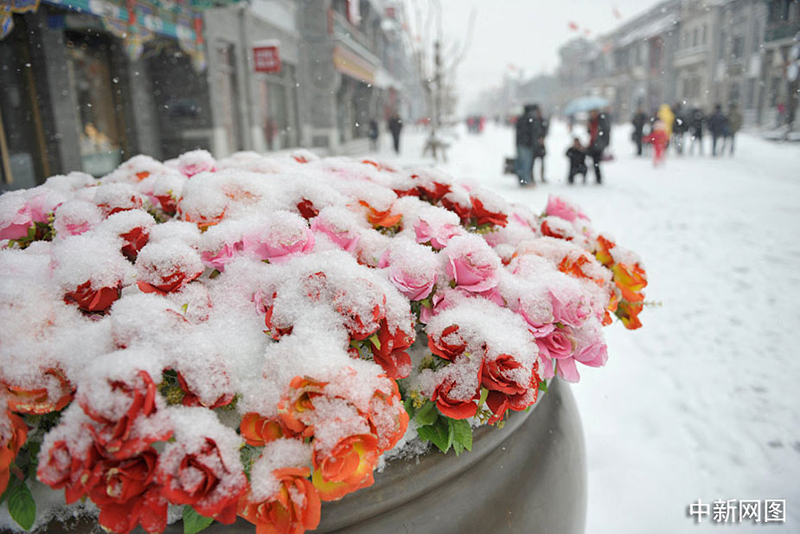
(315, 381, 552, 532)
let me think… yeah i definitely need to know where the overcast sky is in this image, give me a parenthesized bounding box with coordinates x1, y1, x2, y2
(405, 0, 667, 110)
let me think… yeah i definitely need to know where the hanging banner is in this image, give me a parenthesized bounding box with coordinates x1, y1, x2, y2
(332, 44, 376, 84)
(1, 0, 41, 39)
(253, 39, 280, 73)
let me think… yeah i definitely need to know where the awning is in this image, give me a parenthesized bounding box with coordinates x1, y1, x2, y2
(333, 44, 377, 85)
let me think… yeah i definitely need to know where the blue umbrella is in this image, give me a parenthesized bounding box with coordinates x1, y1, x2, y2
(563, 96, 610, 116)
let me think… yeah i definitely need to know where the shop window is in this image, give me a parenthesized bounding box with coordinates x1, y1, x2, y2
(65, 32, 125, 177)
(216, 43, 241, 154)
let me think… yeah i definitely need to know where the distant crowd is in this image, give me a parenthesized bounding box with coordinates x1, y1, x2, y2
(632, 102, 742, 166)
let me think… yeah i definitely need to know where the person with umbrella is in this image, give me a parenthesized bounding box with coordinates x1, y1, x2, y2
(587, 108, 610, 184)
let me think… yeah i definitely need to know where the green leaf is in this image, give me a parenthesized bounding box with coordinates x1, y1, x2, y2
(368, 334, 381, 351)
(417, 418, 451, 453)
(449, 418, 473, 452)
(538, 380, 548, 393)
(452, 440, 465, 456)
(403, 396, 416, 418)
(479, 387, 489, 407)
(7, 481, 36, 531)
(183, 506, 214, 534)
(415, 401, 438, 426)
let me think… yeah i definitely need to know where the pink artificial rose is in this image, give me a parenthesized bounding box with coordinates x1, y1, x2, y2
(246, 228, 315, 264)
(388, 266, 436, 301)
(574, 338, 608, 368)
(201, 242, 240, 271)
(517, 297, 555, 338)
(419, 291, 451, 324)
(414, 220, 461, 250)
(550, 290, 590, 328)
(445, 251, 498, 293)
(310, 218, 360, 253)
(0, 197, 33, 240)
(27, 192, 62, 224)
(536, 329, 574, 361)
(545, 195, 588, 223)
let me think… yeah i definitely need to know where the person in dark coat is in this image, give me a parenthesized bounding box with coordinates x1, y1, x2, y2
(708, 104, 727, 157)
(566, 137, 588, 185)
(388, 113, 403, 154)
(632, 105, 648, 156)
(587, 109, 610, 184)
(672, 102, 687, 155)
(531, 105, 549, 183)
(368, 119, 379, 150)
(515, 104, 536, 187)
(727, 104, 742, 156)
(688, 107, 705, 155)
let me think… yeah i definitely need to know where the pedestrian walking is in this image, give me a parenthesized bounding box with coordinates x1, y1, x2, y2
(587, 108, 610, 184)
(515, 104, 536, 187)
(657, 104, 674, 150)
(727, 104, 742, 156)
(672, 102, 687, 155)
(632, 106, 647, 156)
(531, 105, 548, 184)
(688, 107, 705, 155)
(777, 101, 786, 127)
(566, 137, 588, 184)
(643, 120, 669, 167)
(388, 113, 403, 154)
(368, 119, 379, 151)
(708, 104, 727, 157)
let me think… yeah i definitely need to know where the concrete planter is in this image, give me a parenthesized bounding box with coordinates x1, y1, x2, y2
(44, 379, 585, 534)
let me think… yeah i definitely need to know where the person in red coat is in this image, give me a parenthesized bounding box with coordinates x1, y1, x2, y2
(643, 120, 669, 167)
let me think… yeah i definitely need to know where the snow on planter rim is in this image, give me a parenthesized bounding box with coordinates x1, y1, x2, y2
(0, 150, 647, 534)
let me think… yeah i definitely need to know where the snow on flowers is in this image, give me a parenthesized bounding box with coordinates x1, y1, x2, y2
(0, 151, 647, 534)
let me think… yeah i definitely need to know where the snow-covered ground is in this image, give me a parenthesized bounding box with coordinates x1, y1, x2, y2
(370, 120, 800, 533)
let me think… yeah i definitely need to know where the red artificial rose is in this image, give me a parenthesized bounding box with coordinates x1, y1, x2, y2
(296, 198, 319, 219)
(415, 178, 451, 201)
(440, 195, 472, 221)
(470, 197, 508, 227)
(238, 467, 321, 534)
(540, 219, 574, 241)
(154, 194, 178, 216)
(157, 437, 247, 524)
(333, 283, 386, 340)
(0, 411, 27, 496)
(120, 227, 149, 261)
(369, 319, 414, 379)
(176, 371, 233, 409)
(137, 268, 202, 295)
(482, 359, 541, 424)
(240, 413, 298, 447)
(80, 371, 171, 459)
(481, 354, 527, 396)
(432, 376, 479, 420)
(37, 439, 102, 504)
(89, 448, 166, 534)
(64, 281, 121, 313)
(3, 367, 74, 415)
(427, 324, 467, 361)
(98, 195, 143, 217)
(312, 434, 379, 501)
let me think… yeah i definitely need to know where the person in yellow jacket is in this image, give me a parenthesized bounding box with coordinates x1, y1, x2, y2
(657, 104, 675, 139)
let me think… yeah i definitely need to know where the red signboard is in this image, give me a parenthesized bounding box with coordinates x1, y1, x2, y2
(253, 45, 280, 73)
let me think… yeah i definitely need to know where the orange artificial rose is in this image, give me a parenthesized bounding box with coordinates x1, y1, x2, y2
(4, 367, 74, 415)
(311, 434, 379, 501)
(277, 377, 328, 437)
(238, 467, 321, 534)
(240, 413, 297, 447)
(612, 263, 647, 303)
(0, 410, 27, 496)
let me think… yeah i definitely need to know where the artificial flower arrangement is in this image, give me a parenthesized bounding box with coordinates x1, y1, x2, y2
(0, 149, 647, 534)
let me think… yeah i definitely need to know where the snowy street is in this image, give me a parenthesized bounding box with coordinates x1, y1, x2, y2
(372, 121, 800, 533)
